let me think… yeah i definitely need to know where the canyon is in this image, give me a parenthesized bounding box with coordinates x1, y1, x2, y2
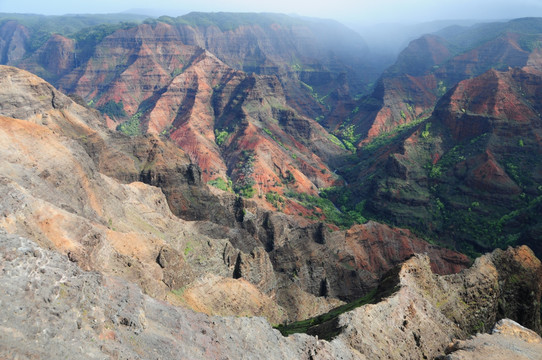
(0, 12, 542, 359)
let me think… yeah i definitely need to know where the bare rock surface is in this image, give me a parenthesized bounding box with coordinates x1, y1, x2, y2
(2, 229, 541, 360)
(441, 319, 542, 360)
(329, 246, 542, 359)
(0, 230, 355, 360)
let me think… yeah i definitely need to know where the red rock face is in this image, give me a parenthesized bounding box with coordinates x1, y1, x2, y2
(19, 34, 75, 80)
(58, 23, 198, 114)
(54, 23, 345, 206)
(464, 150, 522, 195)
(161, 60, 341, 197)
(353, 27, 542, 143)
(440, 67, 542, 141)
(0, 21, 29, 64)
(349, 64, 542, 255)
(344, 222, 469, 275)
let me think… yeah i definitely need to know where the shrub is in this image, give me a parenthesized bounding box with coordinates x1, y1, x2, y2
(214, 129, 230, 146)
(116, 112, 142, 136)
(208, 177, 232, 192)
(98, 100, 126, 119)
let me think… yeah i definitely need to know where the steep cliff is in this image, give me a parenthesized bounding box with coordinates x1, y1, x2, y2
(1, 17, 356, 207)
(345, 18, 542, 144)
(0, 20, 29, 64)
(341, 65, 542, 257)
(441, 319, 542, 360)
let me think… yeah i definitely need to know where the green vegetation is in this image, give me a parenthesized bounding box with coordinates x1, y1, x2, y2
(214, 129, 230, 146)
(416, 131, 542, 257)
(282, 170, 296, 184)
(172, 68, 184, 77)
(207, 177, 233, 192)
(233, 150, 256, 198)
(0, 13, 145, 52)
(429, 165, 442, 179)
(275, 289, 377, 338)
(98, 100, 126, 119)
(435, 198, 445, 212)
(116, 112, 142, 136)
(153, 12, 306, 32)
(285, 189, 367, 229)
(276, 265, 401, 340)
(291, 62, 302, 72)
(437, 80, 447, 96)
(335, 124, 360, 152)
(184, 242, 193, 256)
(363, 117, 428, 153)
(160, 125, 173, 139)
(171, 286, 187, 297)
(517, 33, 542, 52)
(300, 81, 329, 106)
(328, 134, 347, 150)
(236, 183, 256, 198)
(359, 95, 382, 111)
(421, 122, 431, 139)
(72, 22, 140, 63)
(262, 127, 285, 147)
(265, 191, 285, 210)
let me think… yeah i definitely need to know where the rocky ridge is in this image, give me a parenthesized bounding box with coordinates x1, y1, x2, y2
(441, 319, 542, 360)
(1, 230, 540, 359)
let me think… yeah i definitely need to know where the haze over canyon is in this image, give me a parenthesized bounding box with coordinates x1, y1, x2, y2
(0, 7, 541, 360)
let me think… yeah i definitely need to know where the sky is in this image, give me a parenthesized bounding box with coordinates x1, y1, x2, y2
(1, 0, 542, 25)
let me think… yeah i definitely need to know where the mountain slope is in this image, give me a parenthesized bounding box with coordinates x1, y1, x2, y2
(340, 65, 542, 256)
(0, 65, 470, 324)
(343, 18, 542, 145)
(0, 14, 376, 210)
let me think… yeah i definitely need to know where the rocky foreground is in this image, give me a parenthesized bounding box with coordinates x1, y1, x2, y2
(1, 230, 541, 359)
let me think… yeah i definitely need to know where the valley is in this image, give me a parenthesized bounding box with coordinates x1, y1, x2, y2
(0, 10, 541, 359)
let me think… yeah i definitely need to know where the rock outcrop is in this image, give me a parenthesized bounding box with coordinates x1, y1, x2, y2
(441, 319, 542, 360)
(0, 20, 29, 64)
(314, 245, 542, 359)
(0, 231, 355, 360)
(1, 231, 540, 360)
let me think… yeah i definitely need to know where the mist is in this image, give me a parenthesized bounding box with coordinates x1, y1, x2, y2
(2, 0, 541, 69)
(1, 0, 541, 26)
